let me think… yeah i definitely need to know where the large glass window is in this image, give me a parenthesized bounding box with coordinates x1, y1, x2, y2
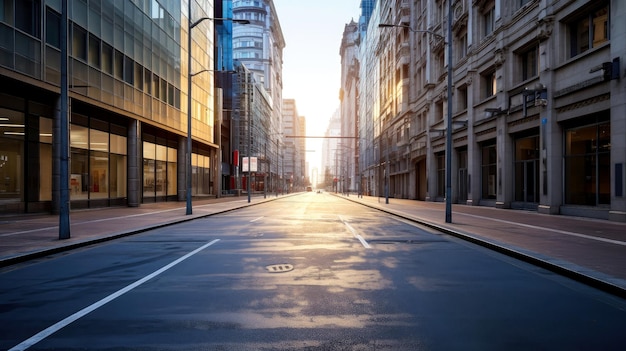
(70, 120, 127, 201)
(481, 144, 497, 199)
(39, 117, 52, 201)
(143, 140, 176, 199)
(565, 122, 610, 206)
(167, 146, 177, 195)
(70, 124, 89, 199)
(89, 129, 108, 199)
(0, 109, 24, 203)
(110, 133, 127, 198)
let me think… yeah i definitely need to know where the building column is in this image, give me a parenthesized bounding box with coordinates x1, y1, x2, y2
(52, 96, 62, 214)
(127, 120, 141, 207)
(496, 117, 513, 208)
(538, 19, 561, 216)
(609, 2, 626, 222)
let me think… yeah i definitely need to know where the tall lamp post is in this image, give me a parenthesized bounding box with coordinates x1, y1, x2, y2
(186, 8, 248, 215)
(379, 0, 453, 223)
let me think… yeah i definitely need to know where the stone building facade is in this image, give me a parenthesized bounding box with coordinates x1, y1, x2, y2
(349, 0, 625, 221)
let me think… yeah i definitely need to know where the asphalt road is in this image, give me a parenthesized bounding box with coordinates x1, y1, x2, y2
(1, 193, 625, 350)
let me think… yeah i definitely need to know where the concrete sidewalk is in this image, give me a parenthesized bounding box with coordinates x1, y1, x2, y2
(2, 192, 625, 298)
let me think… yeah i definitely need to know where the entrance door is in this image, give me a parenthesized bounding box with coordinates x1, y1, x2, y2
(515, 160, 538, 208)
(514, 136, 539, 210)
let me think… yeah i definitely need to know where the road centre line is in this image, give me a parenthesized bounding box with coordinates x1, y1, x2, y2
(339, 216, 371, 249)
(8, 239, 221, 351)
(250, 216, 264, 222)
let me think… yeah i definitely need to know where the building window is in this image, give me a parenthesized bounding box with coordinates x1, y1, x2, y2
(102, 42, 113, 75)
(435, 100, 444, 122)
(482, 70, 496, 99)
(437, 50, 445, 79)
(71, 24, 87, 61)
(481, 144, 497, 199)
(457, 85, 468, 112)
(519, 0, 532, 8)
(45, 7, 60, 48)
(564, 121, 611, 206)
(88, 34, 100, 68)
(456, 31, 467, 63)
(15, 0, 41, 38)
(483, 4, 495, 38)
(520, 45, 538, 81)
(1, 0, 14, 24)
(569, 3, 609, 58)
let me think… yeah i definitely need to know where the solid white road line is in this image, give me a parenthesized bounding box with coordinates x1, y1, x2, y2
(456, 213, 626, 246)
(9, 239, 221, 351)
(339, 216, 371, 249)
(250, 217, 264, 222)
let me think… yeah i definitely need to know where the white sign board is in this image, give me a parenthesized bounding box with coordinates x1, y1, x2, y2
(242, 156, 258, 172)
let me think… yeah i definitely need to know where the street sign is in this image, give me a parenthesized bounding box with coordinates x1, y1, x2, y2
(242, 157, 258, 172)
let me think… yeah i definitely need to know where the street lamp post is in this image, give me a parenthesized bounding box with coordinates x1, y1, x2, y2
(186, 9, 248, 215)
(379, 2, 453, 223)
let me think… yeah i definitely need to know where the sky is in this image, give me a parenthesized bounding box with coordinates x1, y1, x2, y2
(272, 0, 362, 178)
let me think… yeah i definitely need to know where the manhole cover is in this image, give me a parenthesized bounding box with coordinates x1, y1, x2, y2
(266, 264, 294, 273)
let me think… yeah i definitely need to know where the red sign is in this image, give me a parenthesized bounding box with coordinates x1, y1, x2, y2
(233, 150, 239, 166)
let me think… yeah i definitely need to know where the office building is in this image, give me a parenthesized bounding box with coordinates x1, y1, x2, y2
(0, 0, 225, 214)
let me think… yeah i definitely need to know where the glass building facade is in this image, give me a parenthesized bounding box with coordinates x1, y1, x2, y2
(0, 0, 220, 214)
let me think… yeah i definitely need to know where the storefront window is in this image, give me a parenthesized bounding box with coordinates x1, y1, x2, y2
(70, 121, 127, 202)
(155, 144, 167, 196)
(565, 122, 611, 206)
(143, 140, 176, 199)
(167, 147, 177, 195)
(89, 129, 108, 199)
(110, 133, 126, 198)
(143, 141, 156, 198)
(0, 108, 24, 203)
(70, 124, 89, 199)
